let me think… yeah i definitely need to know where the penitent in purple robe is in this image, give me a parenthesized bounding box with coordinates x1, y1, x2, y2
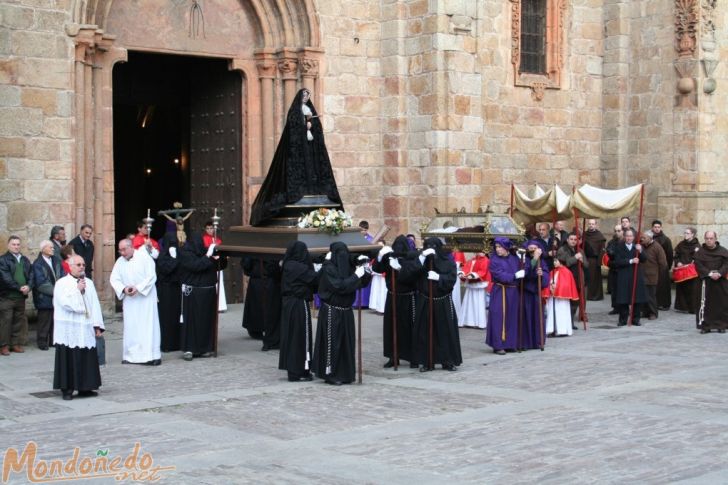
(486, 253, 521, 351)
(520, 256, 550, 350)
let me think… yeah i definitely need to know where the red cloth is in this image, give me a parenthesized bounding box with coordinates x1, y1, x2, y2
(461, 254, 491, 284)
(453, 251, 467, 265)
(131, 233, 160, 250)
(61, 260, 71, 275)
(203, 233, 222, 248)
(542, 266, 579, 300)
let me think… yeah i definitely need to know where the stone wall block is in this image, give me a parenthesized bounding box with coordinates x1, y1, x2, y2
(0, 180, 22, 201)
(1, 4, 34, 29)
(0, 137, 25, 158)
(6, 158, 44, 180)
(21, 87, 58, 115)
(7, 201, 47, 230)
(0, 107, 42, 136)
(24, 180, 71, 202)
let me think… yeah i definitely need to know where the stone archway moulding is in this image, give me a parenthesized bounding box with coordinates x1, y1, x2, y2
(66, 0, 323, 302)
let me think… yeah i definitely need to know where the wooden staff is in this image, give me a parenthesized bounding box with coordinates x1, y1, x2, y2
(211, 208, 221, 357)
(391, 269, 398, 371)
(537, 255, 545, 351)
(428, 258, 434, 370)
(357, 287, 363, 384)
(572, 207, 588, 330)
(509, 183, 515, 217)
(517, 250, 525, 352)
(628, 185, 646, 326)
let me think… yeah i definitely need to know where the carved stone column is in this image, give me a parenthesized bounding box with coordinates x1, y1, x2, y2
(299, 57, 319, 97)
(256, 56, 277, 171)
(277, 51, 299, 111)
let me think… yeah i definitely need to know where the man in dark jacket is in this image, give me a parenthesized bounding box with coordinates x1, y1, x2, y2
(32, 240, 65, 350)
(50, 226, 66, 259)
(651, 220, 674, 310)
(69, 224, 94, 279)
(612, 228, 647, 326)
(0, 235, 35, 355)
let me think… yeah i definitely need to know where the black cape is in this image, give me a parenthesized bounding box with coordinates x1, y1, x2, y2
(241, 257, 282, 345)
(156, 232, 182, 352)
(278, 241, 320, 377)
(404, 237, 462, 368)
(371, 235, 419, 363)
(250, 89, 343, 225)
(312, 242, 369, 383)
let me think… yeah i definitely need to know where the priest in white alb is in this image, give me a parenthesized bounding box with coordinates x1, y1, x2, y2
(110, 238, 162, 365)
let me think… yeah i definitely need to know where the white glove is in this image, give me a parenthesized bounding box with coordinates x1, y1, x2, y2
(419, 255, 426, 266)
(422, 248, 436, 257)
(357, 255, 370, 263)
(206, 244, 215, 257)
(427, 271, 440, 281)
(514, 269, 525, 279)
(313, 263, 322, 272)
(324, 251, 332, 261)
(389, 257, 402, 271)
(169, 247, 177, 259)
(377, 246, 394, 261)
(354, 266, 366, 278)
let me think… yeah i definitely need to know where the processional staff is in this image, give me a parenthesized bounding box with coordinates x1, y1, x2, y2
(211, 208, 221, 357)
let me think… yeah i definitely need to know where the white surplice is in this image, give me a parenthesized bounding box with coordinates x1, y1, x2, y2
(110, 249, 161, 362)
(53, 275, 105, 348)
(545, 297, 573, 336)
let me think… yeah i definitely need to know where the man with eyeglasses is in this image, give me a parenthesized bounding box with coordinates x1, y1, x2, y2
(605, 224, 624, 315)
(693, 231, 728, 334)
(52, 255, 104, 400)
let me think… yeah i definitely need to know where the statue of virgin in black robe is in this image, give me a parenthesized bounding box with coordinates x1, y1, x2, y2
(250, 88, 343, 226)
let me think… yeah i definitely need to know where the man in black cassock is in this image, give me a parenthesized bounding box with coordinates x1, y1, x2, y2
(694, 231, 728, 333)
(405, 237, 462, 372)
(241, 257, 282, 350)
(250, 88, 342, 226)
(651, 220, 673, 310)
(372, 235, 420, 369)
(612, 228, 647, 326)
(606, 224, 624, 314)
(312, 242, 370, 385)
(179, 232, 227, 360)
(156, 232, 182, 352)
(278, 241, 320, 381)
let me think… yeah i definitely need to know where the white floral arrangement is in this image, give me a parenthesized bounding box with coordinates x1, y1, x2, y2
(297, 208, 353, 235)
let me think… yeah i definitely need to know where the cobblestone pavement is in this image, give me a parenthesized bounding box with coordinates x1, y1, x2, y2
(1, 295, 727, 484)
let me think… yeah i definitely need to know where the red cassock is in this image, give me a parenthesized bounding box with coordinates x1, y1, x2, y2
(203, 233, 222, 248)
(452, 251, 467, 266)
(131, 233, 160, 250)
(541, 266, 580, 300)
(461, 254, 491, 285)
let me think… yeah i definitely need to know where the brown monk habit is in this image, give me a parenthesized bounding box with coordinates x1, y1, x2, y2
(694, 242, 728, 331)
(583, 229, 606, 301)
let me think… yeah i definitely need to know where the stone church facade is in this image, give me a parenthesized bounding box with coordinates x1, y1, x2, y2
(0, 0, 726, 302)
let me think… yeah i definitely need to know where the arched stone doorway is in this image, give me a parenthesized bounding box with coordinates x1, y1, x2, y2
(66, 0, 323, 303)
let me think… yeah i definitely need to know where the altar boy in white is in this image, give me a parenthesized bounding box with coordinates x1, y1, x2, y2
(110, 238, 162, 365)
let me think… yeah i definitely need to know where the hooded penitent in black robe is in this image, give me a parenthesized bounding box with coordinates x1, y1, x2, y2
(241, 257, 282, 349)
(606, 236, 622, 309)
(179, 233, 227, 356)
(584, 228, 606, 301)
(157, 232, 182, 352)
(372, 235, 419, 365)
(404, 237, 462, 371)
(653, 231, 674, 309)
(673, 236, 700, 314)
(312, 242, 370, 384)
(693, 242, 728, 331)
(278, 241, 320, 381)
(250, 88, 343, 226)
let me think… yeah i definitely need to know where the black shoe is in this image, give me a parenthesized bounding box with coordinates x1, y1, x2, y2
(494, 349, 506, 355)
(325, 379, 343, 386)
(608, 309, 619, 315)
(618, 322, 627, 327)
(632, 322, 641, 326)
(571, 325, 578, 330)
(288, 376, 301, 382)
(442, 363, 456, 371)
(409, 363, 418, 369)
(77, 390, 98, 397)
(38, 345, 49, 351)
(121, 360, 130, 364)
(419, 366, 433, 372)
(383, 359, 394, 368)
(302, 374, 313, 381)
(701, 328, 710, 334)
(62, 391, 73, 401)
